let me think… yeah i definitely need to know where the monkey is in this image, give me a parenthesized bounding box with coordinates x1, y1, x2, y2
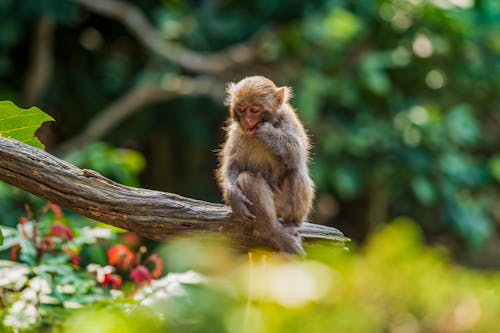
(217, 76, 315, 255)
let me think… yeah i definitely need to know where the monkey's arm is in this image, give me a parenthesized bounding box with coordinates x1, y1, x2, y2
(256, 122, 304, 169)
(219, 156, 255, 221)
(220, 158, 240, 197)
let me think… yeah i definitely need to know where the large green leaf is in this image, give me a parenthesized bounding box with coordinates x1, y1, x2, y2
(0, 100, 54, 149)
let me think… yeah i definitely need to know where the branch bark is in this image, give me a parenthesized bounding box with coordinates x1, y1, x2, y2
(0, 137, 348, 249)
(54, 76, 225, 155)
(73, 0, 265, 74)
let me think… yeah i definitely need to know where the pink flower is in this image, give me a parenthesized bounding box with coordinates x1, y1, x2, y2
(50, 223, 73, 241)
(129, 265, 152, 286)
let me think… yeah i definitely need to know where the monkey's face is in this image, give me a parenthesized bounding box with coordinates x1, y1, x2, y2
(234, 103, 263, 136)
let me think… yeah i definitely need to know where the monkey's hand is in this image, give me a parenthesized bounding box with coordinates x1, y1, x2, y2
(256, 122, 302, 168)
(256, 121, 276, 135)
(255, 122, 279, 145)
(229, 187, 255, 222)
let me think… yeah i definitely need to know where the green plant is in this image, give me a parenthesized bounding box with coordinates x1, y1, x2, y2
(52, 219, 500, 333)
(0, 204, 166, 331)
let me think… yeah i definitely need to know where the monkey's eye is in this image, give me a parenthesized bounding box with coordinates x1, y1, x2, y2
(235, 103, 247, 114)
(249, 106, 262, 115)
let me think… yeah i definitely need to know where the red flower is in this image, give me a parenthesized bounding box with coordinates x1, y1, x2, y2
(50, 223, 73, 241)
(107, 245, 135, 271)
(102, 274, 123, 289)
(48, 204, 63, 220)
(38, 236, 56, 252)
(121, 232, 142, 248)
(129, 265, 153, 286)
(19, 217, 28, 238)
(68, 251, 80, 267)
(111, 275, 122, 289)
(145, 254, 163, 279)
(10, 244, 20, 261)
(102, 274, 112, 288)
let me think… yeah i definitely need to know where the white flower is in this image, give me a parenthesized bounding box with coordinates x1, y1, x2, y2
(110, 289, 123, 298)
(152, 270, 203, 289)
(20, 288, 37, 302)
(29, 277, 52, 294)
(4, 300, 39, 330)
(0, 263, 29, 289)
(57, 284, 76, 294)
(102, 265, 115, 274)
(96, 270, 105, 283)
(134, 270, 203, 304)
(10, 300, 28, 315)
(40, 295, 59, 304)
(80, 227, 113, 242)
(168, 282, 187, 297)
(168, 270, 204, 284)
(13, 275, 28, 290)
(86, 263, 102, 273)
(24, 304, 38, 318)
(141, 297, 154, 306)
(63, 301, 83, 309)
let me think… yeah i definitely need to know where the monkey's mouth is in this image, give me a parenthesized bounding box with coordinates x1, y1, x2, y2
(246, 125, 257, 136)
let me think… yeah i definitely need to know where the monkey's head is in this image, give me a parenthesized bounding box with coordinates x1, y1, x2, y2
(225, 76, 291, 137)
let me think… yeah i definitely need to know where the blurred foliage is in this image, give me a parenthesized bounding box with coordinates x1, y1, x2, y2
(65, 142, 146, 187)
(0, 1, 499, 251)
(27, 220, 500, 332)
(7, 214, 500, 332)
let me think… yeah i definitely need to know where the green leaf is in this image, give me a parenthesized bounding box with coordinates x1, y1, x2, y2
(411, 176, 436, 205)
(0, 100, 55, 149)
(0, 225, 19, 251)
(445, 104, 479, 146)
(489, 154, 500, 182)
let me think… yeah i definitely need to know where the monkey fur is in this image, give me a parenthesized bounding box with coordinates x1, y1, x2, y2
(217, 76, 315, 254)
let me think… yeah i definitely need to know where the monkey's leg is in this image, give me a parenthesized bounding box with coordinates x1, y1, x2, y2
(237, 171, 303, 254)
(277, 172, 314, 227)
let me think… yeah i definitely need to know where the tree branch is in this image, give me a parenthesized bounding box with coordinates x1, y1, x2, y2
(0, 137, 348, 249)
(54, 75, 225, 155)
(73, 0, 265, 74)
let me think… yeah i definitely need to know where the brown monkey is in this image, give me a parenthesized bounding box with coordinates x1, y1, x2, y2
(217, 76, 315, 254)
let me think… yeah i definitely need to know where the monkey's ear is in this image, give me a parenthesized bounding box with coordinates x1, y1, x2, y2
(276, 86, 293, 106)
(224, 82, 236, 106)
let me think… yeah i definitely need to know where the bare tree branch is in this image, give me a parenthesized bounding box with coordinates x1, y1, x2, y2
(23, 15, 55, 107)
(0, 137, 348, 249)
(54, 75, 225, 155)
(73, 0, 266, 74)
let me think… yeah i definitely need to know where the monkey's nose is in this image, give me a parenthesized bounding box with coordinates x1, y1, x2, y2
(245, 119, 255, 126)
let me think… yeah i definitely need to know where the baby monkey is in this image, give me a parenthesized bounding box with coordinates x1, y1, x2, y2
(217, 76, 314, 254)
